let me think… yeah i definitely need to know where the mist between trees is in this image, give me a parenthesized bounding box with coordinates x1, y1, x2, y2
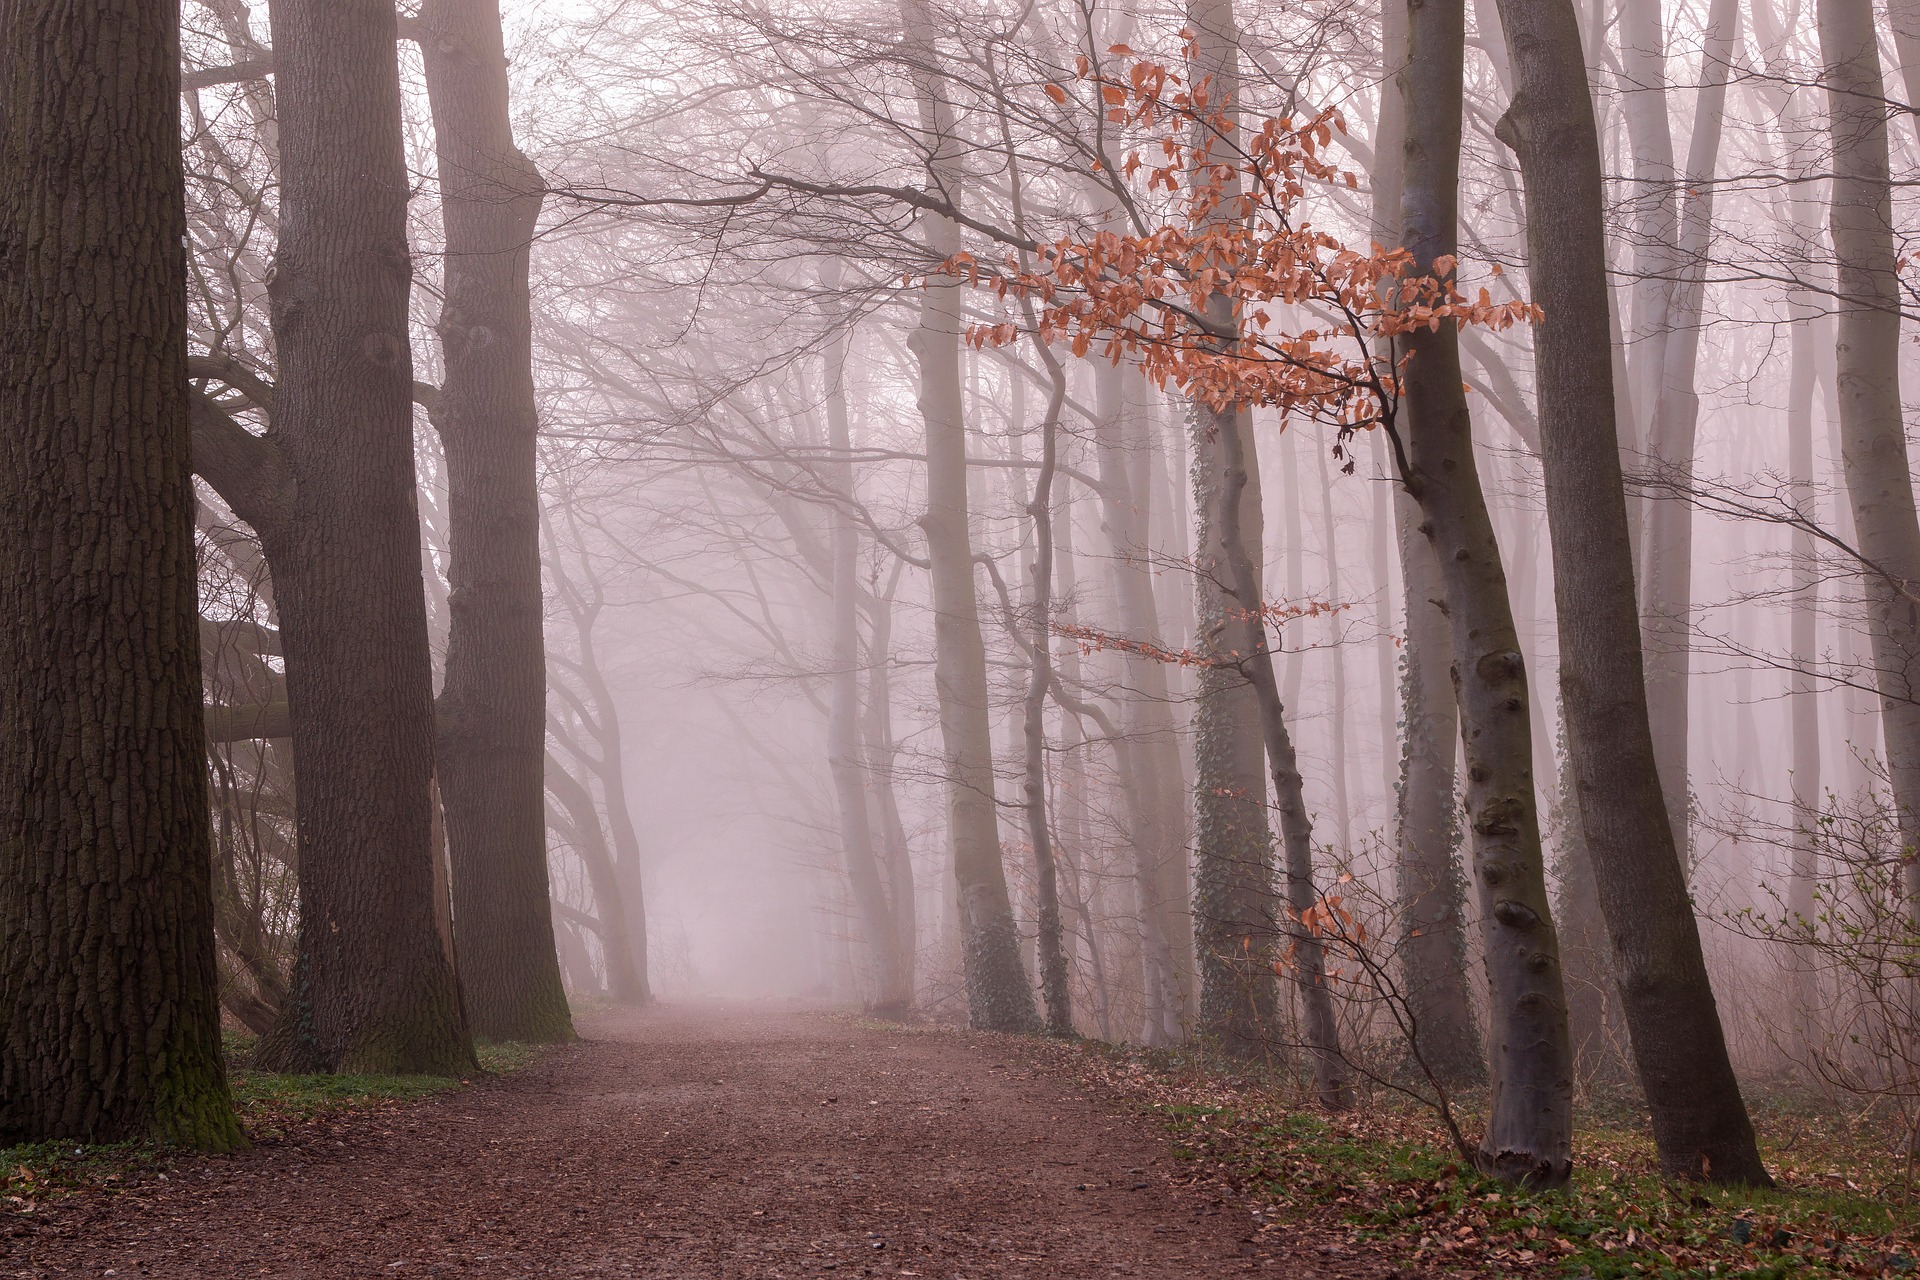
(3, 0, 1918, 1198)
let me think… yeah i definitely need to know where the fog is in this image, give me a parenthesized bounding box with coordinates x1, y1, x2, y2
(162, 0, 1920, 1122)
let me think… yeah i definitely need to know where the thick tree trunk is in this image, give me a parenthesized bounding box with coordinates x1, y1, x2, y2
(1819, 0, 1920, 923)
(415, 0, 573, 1044)
(1398, 0, 1566, 1181)
(254, 0, 473, 1076)
(1636, 0, 1739, 863)
(1491, 0, 1770, 1185)
(1188, 0, 1281, 1057)
(824, 329, 913, 1017)
(900, 0, 1036, 1032)
(0, 0, 242, 1148)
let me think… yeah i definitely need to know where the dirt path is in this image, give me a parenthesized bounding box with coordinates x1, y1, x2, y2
(4, 1004, 1402, 1279)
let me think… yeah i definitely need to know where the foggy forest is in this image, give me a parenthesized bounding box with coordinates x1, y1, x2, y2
(2, 0, 1919, 1273)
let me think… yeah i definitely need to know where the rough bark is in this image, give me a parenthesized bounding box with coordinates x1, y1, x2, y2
(1398, 0, 1565, 1181)
(1818, 0, 1920, 924)
(0, 0, 243, 1148)
(253, 0, 473, 1076)
(414, 0, 573, 1044)
(1188, 0, 1282, 1057)
(1490, 0, 1770, 1185)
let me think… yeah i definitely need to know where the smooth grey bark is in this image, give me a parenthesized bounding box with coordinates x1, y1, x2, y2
(253, 0, 473, 1076)
(823, 327, 914, 1016)
(1397, 0, 1565, 1180)
(1635, 0, 1740, 863)
(1818, 0, 1920, 925)
(0, 0, 242, 1148)
(1490, 0, 1770, 1185)
(900, 0, 1036, 1031)
(415, 0, 573, 1045)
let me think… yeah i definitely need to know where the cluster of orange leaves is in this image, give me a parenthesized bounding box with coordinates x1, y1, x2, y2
(945, 42, 1541, 426)
(1276, 875, 1373, 987)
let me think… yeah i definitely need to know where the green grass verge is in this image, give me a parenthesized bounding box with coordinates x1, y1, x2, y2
(1023, 1036, 1920, 1279)
(2, 1038, 548, 1214)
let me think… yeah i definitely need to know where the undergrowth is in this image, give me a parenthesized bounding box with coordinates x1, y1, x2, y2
(2, 1037, 546, 1214)
(1024, 1036, 1920, 1279)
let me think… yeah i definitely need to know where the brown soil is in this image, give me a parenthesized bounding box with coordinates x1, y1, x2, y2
(4, 1004, 1420, 1278)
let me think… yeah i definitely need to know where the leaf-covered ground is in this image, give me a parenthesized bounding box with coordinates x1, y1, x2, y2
(1016, 1034, 1920, 1279)
(1, 1040, 540, 1215)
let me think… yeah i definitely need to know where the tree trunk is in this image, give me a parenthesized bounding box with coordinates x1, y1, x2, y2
(1018, 333, 1075, 1036)
(415, 0, 573, 1044)
(546, 527, 654, 1003)
(253, 0, 473, 1076)
(1615, 0, 1679, 446)
(824, 327, 913, 1016)
(1636, 0, 1740, 864)
(860, 576, 919, 1002)
(1377, 0, 1484, 1089)
(1216, 419, 1353, 1109)
(1491, 0, 1770, 1185)
(0, 0, 242, 1148)
(1786, 240, 1822, 1031)
(545, 753, 645, 1003)
(1819, 0, 1920, 925)
(1188, 0, 1281, 1057)
(1311, 432, 1354, 853)
(900, 0, 1036, 1032)
(1398, 0, 1566, 1182)
(1092, 361, 1192, 1046)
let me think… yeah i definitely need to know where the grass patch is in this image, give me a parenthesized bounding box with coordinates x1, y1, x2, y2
(3, 1037, 548, 1214)
(1025, 1037, 1920, 1278)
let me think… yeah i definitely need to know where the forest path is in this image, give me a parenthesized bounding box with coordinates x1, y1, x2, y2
(3, 1003, 1390, 1279)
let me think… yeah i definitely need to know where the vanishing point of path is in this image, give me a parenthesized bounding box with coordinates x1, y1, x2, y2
(5, 1005, 1404, 1279)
